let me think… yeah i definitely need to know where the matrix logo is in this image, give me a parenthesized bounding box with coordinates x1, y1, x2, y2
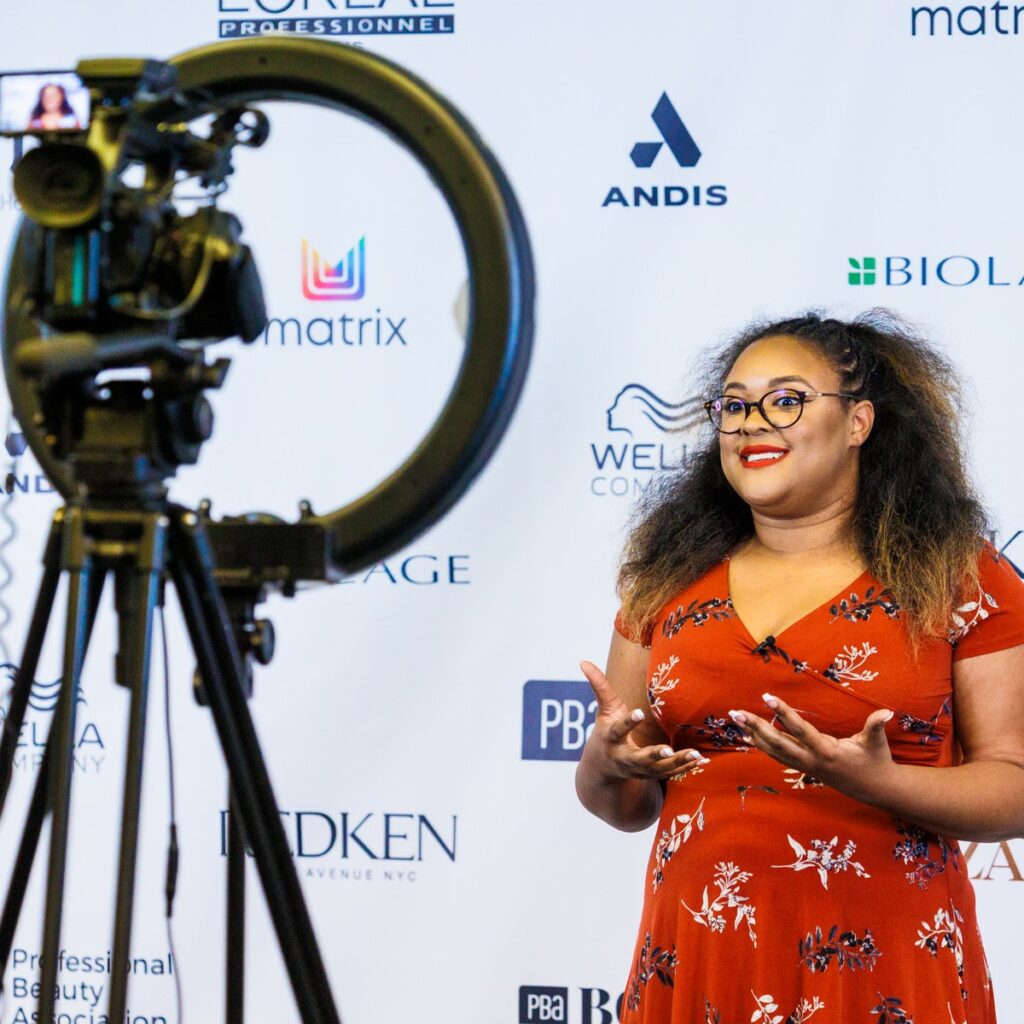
(911, 4, 1024, 36)
(603, 93, 727, 210)
(589, 385, 701, 497)
(302, 237, 365, 301)
(260, 233, 409, 350)
(218, 0, 455, 39)
(0, 666, 105, 774)
(846, 255, 1024, 287)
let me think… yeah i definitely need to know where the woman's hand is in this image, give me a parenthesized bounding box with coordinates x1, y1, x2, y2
(580, 660, 709, 782)
(727, 693, 898, 803)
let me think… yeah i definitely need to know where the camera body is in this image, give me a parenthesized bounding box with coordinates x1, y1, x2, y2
(4, 58, 266, 344)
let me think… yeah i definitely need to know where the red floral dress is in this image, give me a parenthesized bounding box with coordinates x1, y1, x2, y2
(614, 544, 1024, 1024)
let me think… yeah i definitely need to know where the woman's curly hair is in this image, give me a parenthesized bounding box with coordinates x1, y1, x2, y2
(616, 310, 987, 644)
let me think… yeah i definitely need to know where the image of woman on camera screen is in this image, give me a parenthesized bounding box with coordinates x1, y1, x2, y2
(28, 83, 80, 132)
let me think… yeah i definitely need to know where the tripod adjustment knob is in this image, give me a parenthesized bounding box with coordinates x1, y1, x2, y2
(250, 618, 275, 666)
(184, 395, 214, 443)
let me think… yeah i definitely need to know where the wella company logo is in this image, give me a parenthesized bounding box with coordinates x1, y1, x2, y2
(848, 255, 1024, 287)
(911, 4, 1024, 36)
(588, 385, 702, 497)
(217, 0, 455, 39)
(259, 234, 409, 349)
(302, 237, 365, 301)
(0, 666, 105, 774)
(219, 808, 457, 884)
(602, 94, 728, 210)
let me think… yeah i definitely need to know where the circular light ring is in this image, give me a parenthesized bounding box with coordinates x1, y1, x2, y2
(3, 38, 534, 572)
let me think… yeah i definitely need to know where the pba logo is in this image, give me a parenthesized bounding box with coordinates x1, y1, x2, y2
(0, 665, 105, 774)
(302, 237, 365, 301)
(603, 94, 728, 210)
(519, 985, 625, 1024)
(522, 681, 596, 762)
(217, 0, 456, 39)
(588, 385, 702, 498)
(848, 255, 1024, 288)
(219, 808, 457, 884)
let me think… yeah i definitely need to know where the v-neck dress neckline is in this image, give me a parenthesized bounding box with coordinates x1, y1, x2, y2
(722, 556, 873, 648)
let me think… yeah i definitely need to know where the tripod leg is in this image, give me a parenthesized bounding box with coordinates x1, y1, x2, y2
(37, 507, 92, 1024)
(226, 784, 246, 1024)
(0, 566, 106, 993)
(107, 516, 165, 1024)
(169, 510, 341, 1024)
(0, 511, 63, 814)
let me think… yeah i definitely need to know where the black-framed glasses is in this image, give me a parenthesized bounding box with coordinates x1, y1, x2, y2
(703, 388, 858, 433)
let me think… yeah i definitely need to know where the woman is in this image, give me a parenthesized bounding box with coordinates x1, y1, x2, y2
(28, 83, 80, 132)
(576, 312, 1024, 1024)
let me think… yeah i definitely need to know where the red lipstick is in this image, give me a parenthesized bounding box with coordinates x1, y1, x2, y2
(739, 444, 789, 469)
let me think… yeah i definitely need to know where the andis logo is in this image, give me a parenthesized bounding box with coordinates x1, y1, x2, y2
(3, 430, 56, 496)
(302, 237, 365, 301)
(589, 385, 701, 498)
(848, 255, 1024, 287)
(603, 94, 727, 209)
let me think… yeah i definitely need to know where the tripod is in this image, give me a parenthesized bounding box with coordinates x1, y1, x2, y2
(0, 379, 342, 1023)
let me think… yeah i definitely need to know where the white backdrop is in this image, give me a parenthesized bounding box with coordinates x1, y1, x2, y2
(0, 3, 1021, 1023)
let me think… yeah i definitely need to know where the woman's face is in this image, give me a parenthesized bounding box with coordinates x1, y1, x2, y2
(717, 335, 874, 520)
(41, 86, 63, 113)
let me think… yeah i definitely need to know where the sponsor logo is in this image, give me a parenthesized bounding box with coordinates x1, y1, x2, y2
(847, 255, 1024, 287)
(603, 94, 728, 209)
(911, 4, 1024, 36)
(521, 681, 596, 761)
(302, 236, 365, 301)
(339, 553, 470, 585)
(258, 235, 409, 350)
(589, 385, 702, 498)
(0, 666, 106, 774)
(219, 808, 457, 883)
(963, 839, 1024, 882)
(519, 986, 625, 1024)
(217, 0, 455, 39)
(3, 429, 57, 496)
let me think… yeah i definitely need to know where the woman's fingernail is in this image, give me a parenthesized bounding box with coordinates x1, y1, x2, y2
(728, 709, 747, 724)
(698, 758, 711, 765)
(762, 692, 779, 708)
(659, 747, 673, 759)
(685, 750, 700, 760)
(630, 709, 644, 722)
(741, 736, 753, 744)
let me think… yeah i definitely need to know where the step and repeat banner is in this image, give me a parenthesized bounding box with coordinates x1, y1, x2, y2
(0, 2, 1022, 1022)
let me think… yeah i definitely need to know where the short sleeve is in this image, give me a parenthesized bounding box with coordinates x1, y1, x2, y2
(951, 544, 1024, 660)
(613, 608, 653, 648)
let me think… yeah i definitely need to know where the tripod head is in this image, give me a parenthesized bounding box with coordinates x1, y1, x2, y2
(1, 39, 534, 589)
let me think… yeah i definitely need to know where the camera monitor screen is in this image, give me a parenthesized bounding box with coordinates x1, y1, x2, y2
(0, 71, 90, 135)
